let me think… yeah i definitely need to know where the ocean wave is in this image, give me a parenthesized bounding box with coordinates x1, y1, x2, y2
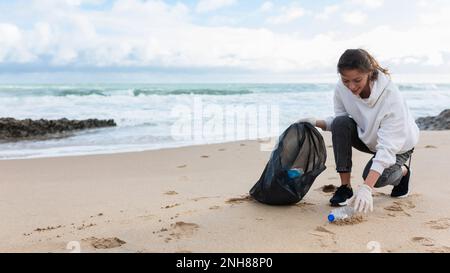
(117, 120, 160, 127)
(0, 88, 109, 97)
(0, 83, 348, 98)
(55, 90, 109, 97)
(397, 84, 446, 91)
(132, 88, 254, 96)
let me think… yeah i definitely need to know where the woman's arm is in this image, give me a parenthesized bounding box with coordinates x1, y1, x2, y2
(364, 170, 381, 189)
(315, 120, 327, 131)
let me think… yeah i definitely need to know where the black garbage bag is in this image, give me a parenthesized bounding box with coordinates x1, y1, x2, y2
(249, 122, 327, 205)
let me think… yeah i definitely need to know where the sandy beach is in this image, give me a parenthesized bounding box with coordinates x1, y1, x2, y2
(1, 130, 449, 253)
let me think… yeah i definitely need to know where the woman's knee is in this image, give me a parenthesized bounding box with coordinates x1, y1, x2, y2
(374, 169, 402, 188)
(331, 116, 353, 132)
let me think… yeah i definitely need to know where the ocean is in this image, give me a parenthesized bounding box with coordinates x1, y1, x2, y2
(1, 83, 449, 159)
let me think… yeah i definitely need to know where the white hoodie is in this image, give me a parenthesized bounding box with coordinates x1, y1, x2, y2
(324, 71, 420, 174)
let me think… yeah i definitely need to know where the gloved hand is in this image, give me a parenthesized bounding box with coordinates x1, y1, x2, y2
(349, 184, 373, 213)
(296, 117, 317, 126)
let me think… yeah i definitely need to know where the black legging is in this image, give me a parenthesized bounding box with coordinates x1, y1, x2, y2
(331, 116, 413, 188)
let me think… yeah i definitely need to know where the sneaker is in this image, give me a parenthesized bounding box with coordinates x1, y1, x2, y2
(329, 185, 353, 206)
(391, 165, 410, 198)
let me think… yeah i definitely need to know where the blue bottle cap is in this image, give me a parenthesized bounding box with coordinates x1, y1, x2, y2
(328, 214, 335, 222)
(287, 169, 301, 179)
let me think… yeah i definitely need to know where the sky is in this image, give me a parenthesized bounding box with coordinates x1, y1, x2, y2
(1, 0, 450, 83)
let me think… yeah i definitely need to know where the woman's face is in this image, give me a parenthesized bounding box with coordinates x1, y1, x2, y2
(340, 69, 370, 96)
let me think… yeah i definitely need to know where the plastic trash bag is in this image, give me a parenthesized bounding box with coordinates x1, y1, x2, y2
(249, 122, 327, 205)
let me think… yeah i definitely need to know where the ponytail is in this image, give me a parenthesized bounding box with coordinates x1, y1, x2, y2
(338, 49, 389, 80)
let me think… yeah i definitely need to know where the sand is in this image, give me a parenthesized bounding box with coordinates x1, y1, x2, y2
(1, 131, 450, 253)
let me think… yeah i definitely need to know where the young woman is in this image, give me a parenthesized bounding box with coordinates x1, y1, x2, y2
(299, 49, 419, 213)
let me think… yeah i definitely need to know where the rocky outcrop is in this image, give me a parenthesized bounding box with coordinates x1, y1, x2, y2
(0, 118, 116, 142)
(416, 109, 450, 130)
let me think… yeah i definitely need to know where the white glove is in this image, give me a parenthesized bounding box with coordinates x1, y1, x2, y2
(349, 184, 373, 213)
(297, 117, 316, 126)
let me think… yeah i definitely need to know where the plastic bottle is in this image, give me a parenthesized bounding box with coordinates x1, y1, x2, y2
(287, 168, 304, 179)
(328, 206, 355, 222)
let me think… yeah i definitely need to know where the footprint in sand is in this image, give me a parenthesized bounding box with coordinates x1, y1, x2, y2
(425, 218, 450, 230)
(373, 192, 389, 197)
(314, 226, 335, 235)
(164, 191, 179, 196)
(295, 202, 316, 212)
(190, 196, 221, 202)
(427, 246, 450, 253)
(314, 185, 336, 196)
(34, 225, 65, 232)
(225, 194, 254, 204)
(153, 227, 169, 235)
(309, 226, 337, 248)
(295, 202, 315, 207)
(89, 213, 104, 218)
(201, 155, 209, 158)
(384, 200, 416, 217)
(321, 184, 337, 193)
(76, 223, 96, 230)
(161, 203, 181, 209)
(411, 236, 435, 246)
(165, 221, 200, 242)
(424, 145, 437, 149)
(83, 237, 126, 249)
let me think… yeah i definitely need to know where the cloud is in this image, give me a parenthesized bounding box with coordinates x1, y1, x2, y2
(345, 25, 449, 67)
(196, 0, 236, 13)
(348, 0, 384, 9)
(315, 4, 340, 20)
(0, 0, 450, 77)
(259, 1, 273, 12)
(266, 5, 305, 24)
(0, 23, 36, 63)
(342, 11, 367, 25)
(418, 4, 450, 26)
(65, 0, 108, 6)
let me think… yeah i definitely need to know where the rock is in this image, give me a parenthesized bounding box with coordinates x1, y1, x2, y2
(0, 117, 116, 142)
(415, 109, 450, 130)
